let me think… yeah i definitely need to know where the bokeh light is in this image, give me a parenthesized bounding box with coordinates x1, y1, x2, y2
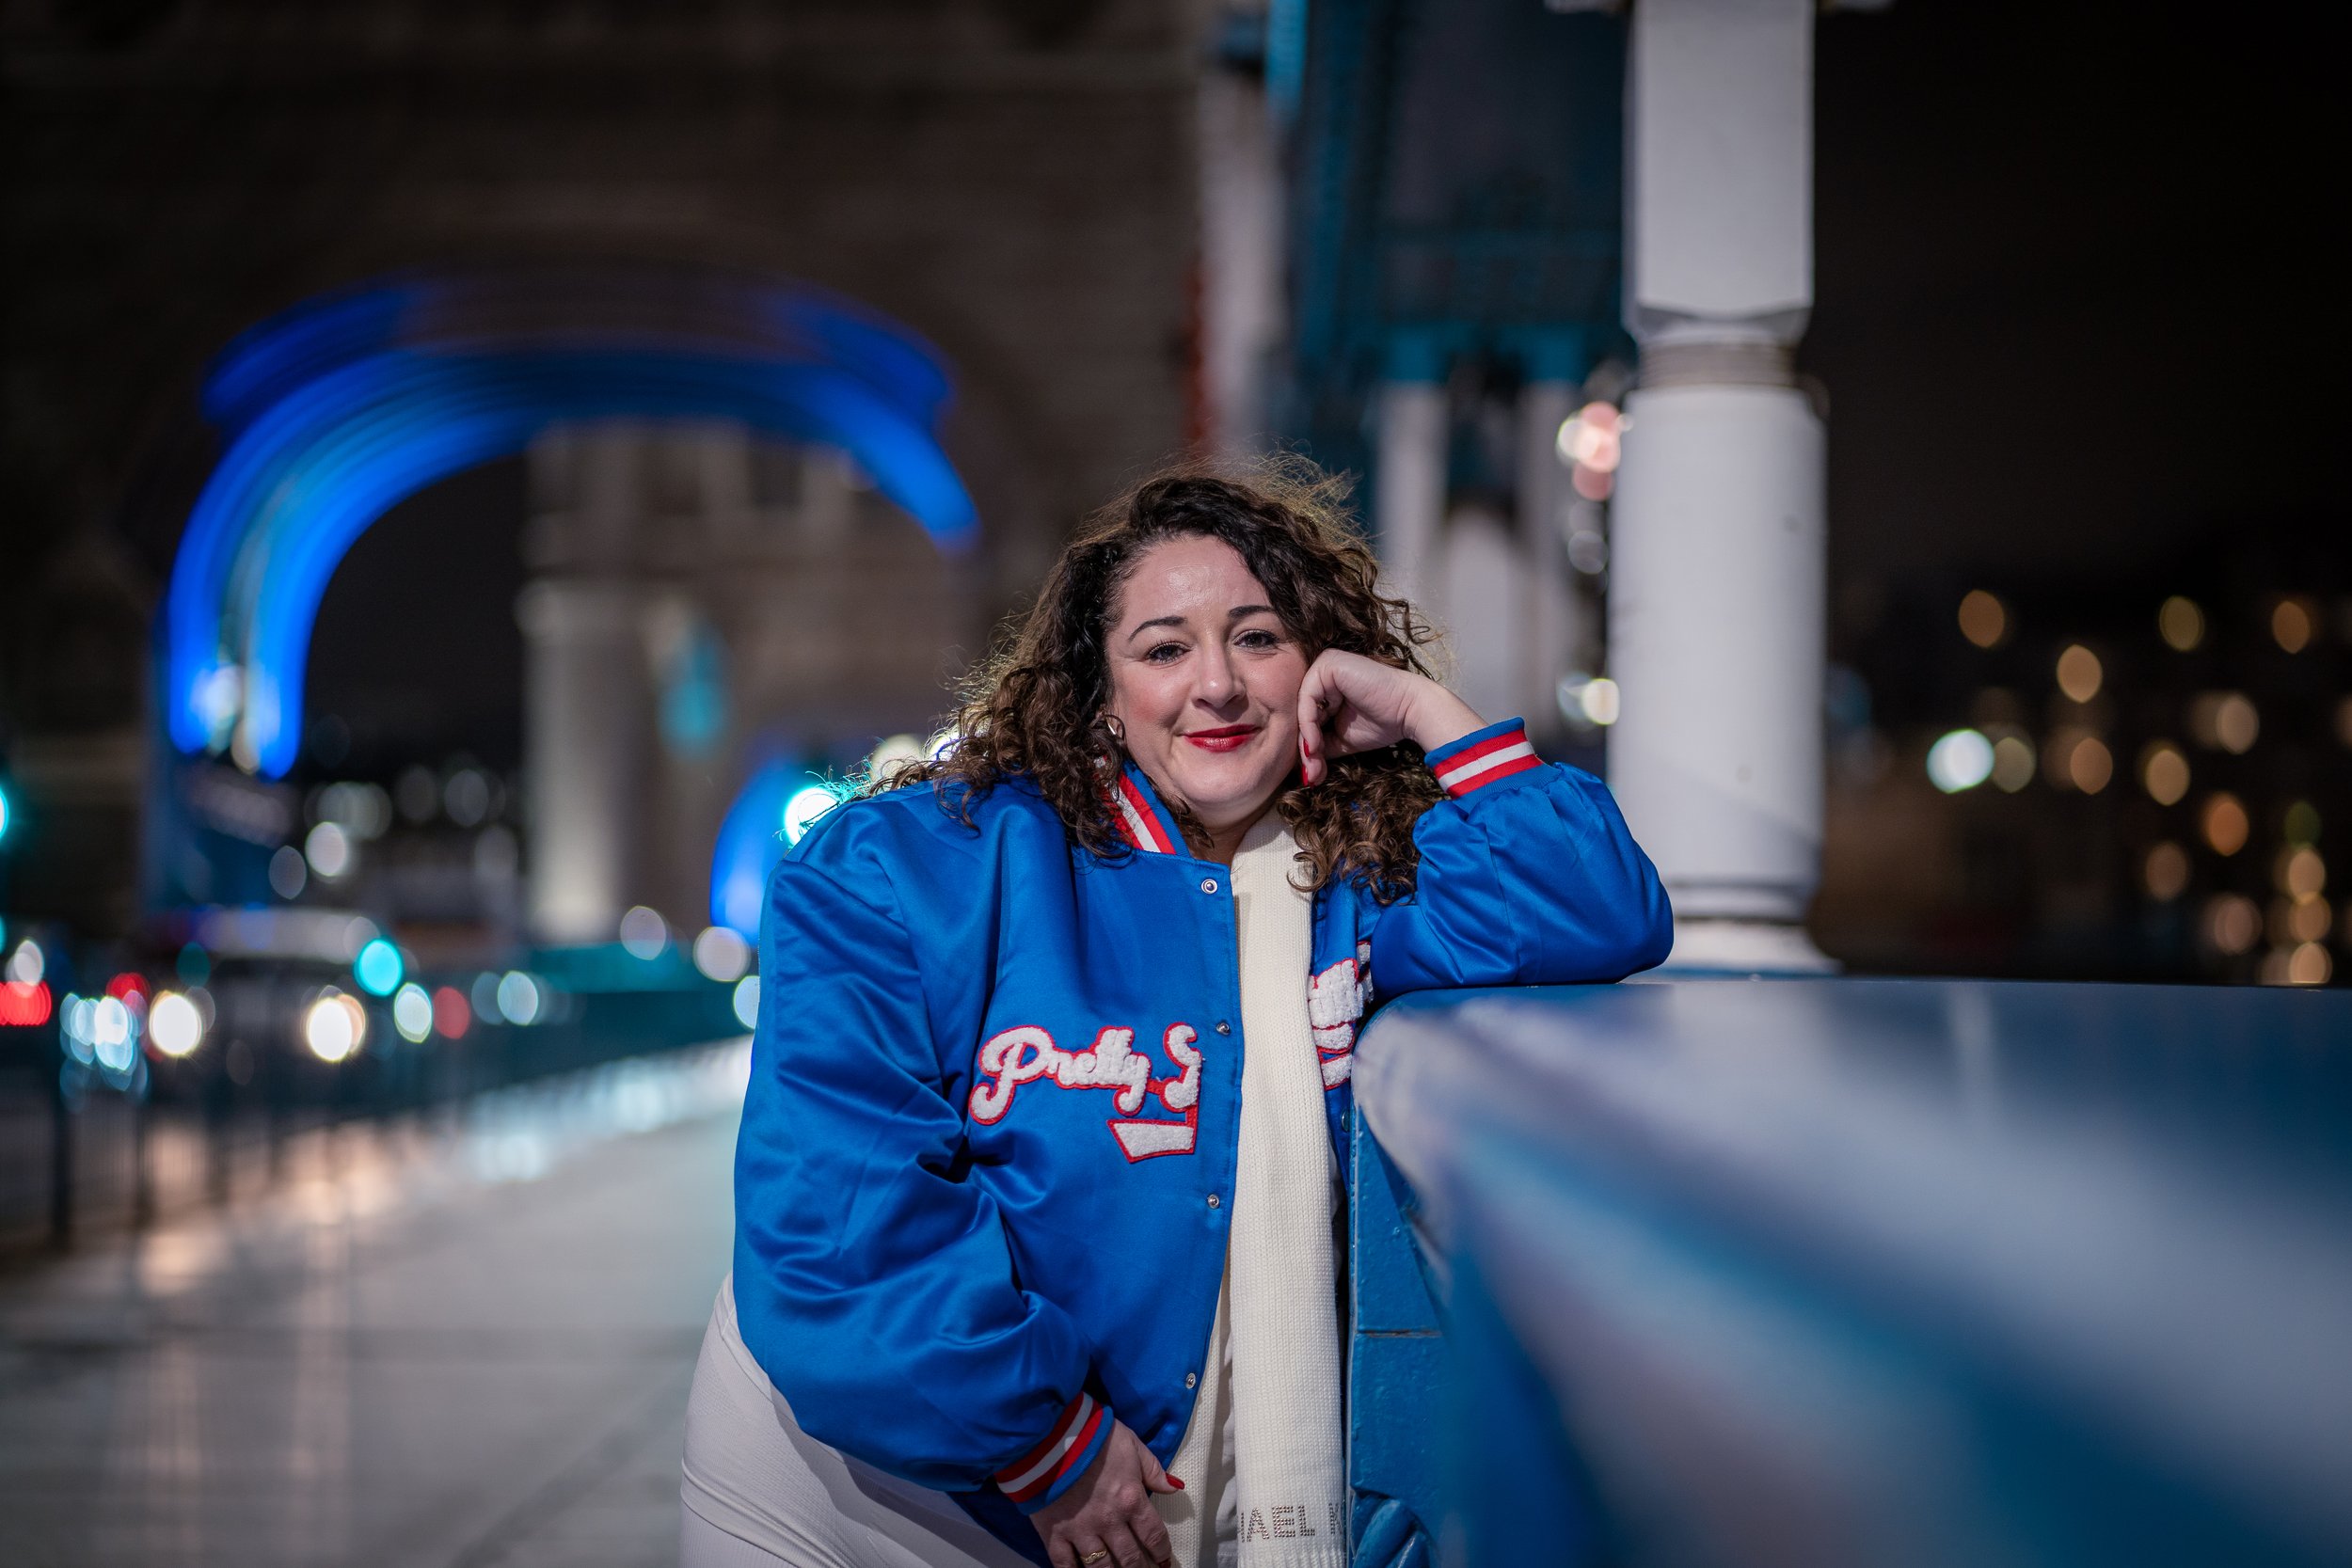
(1926, 730, 1994, 793)
(2156, 595, 2203, 652)
(692, 926, 752, 984)
(2203, 894, 2260, 955)
(355, 938, 405, 996)
(1991, 735, 2036, 793)
(732, 974, 761, 1031)
(304, 990, 365, 1062)
(470, 972, 504, 1023)
(149, 991, 204, 1057)
(392, 983, 434, 1043)
(2271, 596, 2315, 653)
(866, 734, 925, 790)
(496, 972, 542, 1027)
(0, 979, 50, 1029)
(2188, 692, 2259, 754)
(89, 995, 136, 1072)
(2055, 644, 2103, 704)
(1555, 401, 1623, 471)
(2067, 736, 2113, 794)
(2201, 793, 2250, 856)
(2042, 727, 2109, 792)
(782, 785, 839, 847)
(1574, 677, 1621, 728)
(2283, 800, 2321, 846)
(6, 940, 44, 987)
(2282, 896, 2330, 944)
(268, 844, 308, 898)
(432, 985, 470, 1038)
(1556, 402, 1622, 500)
(305, 819, 353, 879)
(619, 905, 670, 960)
(2142, 842, 2190, 902)
(2278, 847, 2326, 899)
(2138, 742, 2189, 807)
(1956, 591, 2007, 649)
(316, 780, 393, 839)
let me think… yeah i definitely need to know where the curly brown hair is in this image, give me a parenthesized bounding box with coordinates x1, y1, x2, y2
(873, 455, 1449, 901)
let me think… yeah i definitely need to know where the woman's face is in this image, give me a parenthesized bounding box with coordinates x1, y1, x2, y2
(1103, 534, 1308, 847)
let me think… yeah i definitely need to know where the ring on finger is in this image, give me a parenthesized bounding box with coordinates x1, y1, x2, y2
(1078, 1552, 1110, 1565)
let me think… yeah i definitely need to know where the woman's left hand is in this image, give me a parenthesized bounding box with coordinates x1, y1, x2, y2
(1295, 650, 1484, 786)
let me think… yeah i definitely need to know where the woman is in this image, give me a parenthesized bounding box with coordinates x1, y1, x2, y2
(681, 461, 1672, 1568)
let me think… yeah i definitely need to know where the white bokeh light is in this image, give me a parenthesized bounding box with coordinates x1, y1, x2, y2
(693, 926, 752, 984)
(392, 983, 434, 1043)
(1928, 729, 1996, 793)
(619, 906, 670, 960)
(149, 992, 204, 1058)
(783, 785, 838, 847)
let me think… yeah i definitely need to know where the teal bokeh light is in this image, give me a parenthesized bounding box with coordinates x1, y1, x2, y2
(354, 938, 405, 997)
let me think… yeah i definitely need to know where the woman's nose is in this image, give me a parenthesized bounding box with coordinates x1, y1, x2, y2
(1195, 644, 1240, 703)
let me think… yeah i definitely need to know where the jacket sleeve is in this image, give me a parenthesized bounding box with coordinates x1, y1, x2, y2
(729, 808, 1113, 1510)
(1366, 718, 1674, 997)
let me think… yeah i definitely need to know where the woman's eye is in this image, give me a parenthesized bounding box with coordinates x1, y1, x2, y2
(1145, 642, 1184, 663)
(1236, 629, 1280, 650)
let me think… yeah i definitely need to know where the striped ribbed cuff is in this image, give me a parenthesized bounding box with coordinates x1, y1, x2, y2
(1426, 719, 1541, 797)
(995, 1390, 1110, 1513)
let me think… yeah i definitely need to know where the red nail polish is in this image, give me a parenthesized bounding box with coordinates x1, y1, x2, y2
(1168, 1476, 1185, 1490)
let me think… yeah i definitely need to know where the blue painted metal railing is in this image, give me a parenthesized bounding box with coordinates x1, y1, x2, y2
(1347, 978, 2352, 1567)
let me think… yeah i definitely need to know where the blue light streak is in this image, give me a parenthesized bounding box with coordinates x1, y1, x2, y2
(166, 272, 977, 776)
(709, 758, 813, 941)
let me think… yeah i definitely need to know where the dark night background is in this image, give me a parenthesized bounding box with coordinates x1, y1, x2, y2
(287, 4, 2347, 776)
(2, 0, 2344, 979)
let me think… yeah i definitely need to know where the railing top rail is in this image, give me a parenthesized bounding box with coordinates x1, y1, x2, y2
(1356, 977, 2352, 1567)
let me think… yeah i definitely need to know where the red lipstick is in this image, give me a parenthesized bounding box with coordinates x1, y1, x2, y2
(1182, 724, 1260, 753)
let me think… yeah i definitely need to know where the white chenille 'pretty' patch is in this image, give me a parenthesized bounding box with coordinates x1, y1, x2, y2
(970, 1021, 1201, 1159)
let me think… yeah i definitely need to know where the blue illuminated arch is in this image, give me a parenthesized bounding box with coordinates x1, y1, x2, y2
(709, 760, 849, 940)
(166, 269, 977, 778)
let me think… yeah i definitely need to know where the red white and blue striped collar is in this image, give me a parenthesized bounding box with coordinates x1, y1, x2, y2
(1105, 718, 1541, 852)
(1106, 764, 1183, 855)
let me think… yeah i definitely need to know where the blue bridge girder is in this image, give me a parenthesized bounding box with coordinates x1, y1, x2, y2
(1347, 977, 2352, 1567)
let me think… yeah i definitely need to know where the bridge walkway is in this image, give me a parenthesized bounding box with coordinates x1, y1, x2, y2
(0, 1042, 747, 1568)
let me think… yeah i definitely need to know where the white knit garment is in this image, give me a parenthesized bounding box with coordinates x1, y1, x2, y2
(1158, 817, 1347, 1568)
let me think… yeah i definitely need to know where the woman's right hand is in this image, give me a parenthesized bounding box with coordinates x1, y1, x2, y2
(1027, 1418, 1182, 1568)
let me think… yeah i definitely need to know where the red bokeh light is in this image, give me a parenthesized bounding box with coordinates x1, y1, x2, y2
(432, 986, 470, 1039)
(0, 981, 52, 1028)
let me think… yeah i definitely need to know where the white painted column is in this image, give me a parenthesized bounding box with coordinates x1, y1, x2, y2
(516, 578, 645, 944)
(1608, 0, 1831, 972)
(1374, 380, 1448, 611)
(1438, 501, 1523, 726)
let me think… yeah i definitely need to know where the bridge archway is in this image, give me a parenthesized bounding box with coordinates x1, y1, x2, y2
(165, 266, 977, 779)
(162, 266, 981, 937)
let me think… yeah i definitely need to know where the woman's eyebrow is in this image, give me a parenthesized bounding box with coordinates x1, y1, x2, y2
(1123, 604, 1277, 642)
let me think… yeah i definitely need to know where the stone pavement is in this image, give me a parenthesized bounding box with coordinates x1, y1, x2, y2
(0, 1043, 750, 1568)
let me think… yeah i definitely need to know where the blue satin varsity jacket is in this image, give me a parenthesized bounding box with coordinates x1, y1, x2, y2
(730, 719, 1670, 1547)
